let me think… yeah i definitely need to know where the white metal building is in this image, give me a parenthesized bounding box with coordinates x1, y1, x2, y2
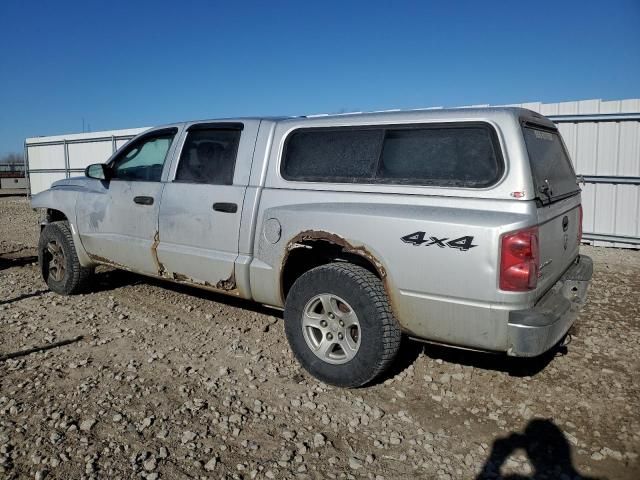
(25, 127, 147, 196)
(507, 99, 640, 247)
(24, 99, 640, 247)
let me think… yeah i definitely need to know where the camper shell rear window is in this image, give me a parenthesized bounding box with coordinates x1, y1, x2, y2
(522, 122, 579, 204)
(281, 122, 504, 188)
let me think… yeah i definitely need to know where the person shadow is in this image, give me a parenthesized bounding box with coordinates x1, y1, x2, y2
(476, 418, 602, 480)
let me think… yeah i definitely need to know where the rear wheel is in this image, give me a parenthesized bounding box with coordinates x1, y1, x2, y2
(284, 263, 401, 387)
(38, 221, 93, 295)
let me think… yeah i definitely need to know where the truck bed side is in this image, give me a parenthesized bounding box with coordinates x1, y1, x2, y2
(250, 193, 540, 352)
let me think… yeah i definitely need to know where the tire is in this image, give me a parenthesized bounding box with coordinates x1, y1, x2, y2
(284, 262, 402, 387)
(38, 221, 93, 295)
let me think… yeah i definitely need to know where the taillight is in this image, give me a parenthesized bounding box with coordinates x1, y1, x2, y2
(578, 205, 583, 243)
(499, 227, 539, 291)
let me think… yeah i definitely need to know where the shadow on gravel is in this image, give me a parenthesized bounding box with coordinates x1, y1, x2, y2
(90, 268, 284, 318)
(0, 255, 38, 271)
(0, 289, 48, 306)
(0, 335, 84, 362)
(372, 338, 567, 386)
(90, 269, 146, 292)
(145, 277, 285, 318)
(371, 337, 425, 385)
(476, 418, 601, 480)
(422, 342, 566, 378)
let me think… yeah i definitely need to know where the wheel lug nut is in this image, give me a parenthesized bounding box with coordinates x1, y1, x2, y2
(339, 320, 344, 327)
(326, 333, 333, 340)
(338, 333, 343, 340)
(320, 320, 327, 327)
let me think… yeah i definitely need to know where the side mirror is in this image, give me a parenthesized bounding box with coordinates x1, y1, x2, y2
(85, 163, 111, 180)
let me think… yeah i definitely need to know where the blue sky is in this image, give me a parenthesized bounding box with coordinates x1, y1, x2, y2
(0, 0, 639, 156)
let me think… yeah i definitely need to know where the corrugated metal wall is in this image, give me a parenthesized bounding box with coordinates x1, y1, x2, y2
(25, 99, 640, 247)
(25, 128, 148, 195)
(508, 99, 640, 247)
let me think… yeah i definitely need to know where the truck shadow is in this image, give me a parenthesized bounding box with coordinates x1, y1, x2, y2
(146, 277, 283, 318)
(421, 341, 565, 377)
(375, 338, 565, 385)
(476, 418, 601, 479)
(90, 268, 147, 292)
(90, 268, 283, 318)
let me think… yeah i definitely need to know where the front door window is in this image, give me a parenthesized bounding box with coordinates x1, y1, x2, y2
(111, 131, 176, 182)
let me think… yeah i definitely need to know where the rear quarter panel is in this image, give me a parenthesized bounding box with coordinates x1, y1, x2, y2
(251, 191, 539, 351)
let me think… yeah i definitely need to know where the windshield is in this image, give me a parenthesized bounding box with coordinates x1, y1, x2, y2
(522, 125, 579, 204)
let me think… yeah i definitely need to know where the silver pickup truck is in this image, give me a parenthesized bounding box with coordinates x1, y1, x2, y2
(31, 107, 593, 387)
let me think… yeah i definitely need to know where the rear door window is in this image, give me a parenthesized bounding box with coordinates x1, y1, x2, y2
(175, 127, 241, 185)
(522, 125, 579, 203)
(281, 123, 503, 187)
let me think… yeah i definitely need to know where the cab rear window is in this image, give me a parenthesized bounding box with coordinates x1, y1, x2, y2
(522, 125, 579, 203)
(281, 123, 504, 187)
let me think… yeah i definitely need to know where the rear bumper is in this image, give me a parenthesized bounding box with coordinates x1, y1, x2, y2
(507, 254, 593, 357)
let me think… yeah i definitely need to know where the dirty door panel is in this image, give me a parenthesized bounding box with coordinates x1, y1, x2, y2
(156, 123, 257, 291)
(75, 129, 178, 275)
(76, 181, 164, 274)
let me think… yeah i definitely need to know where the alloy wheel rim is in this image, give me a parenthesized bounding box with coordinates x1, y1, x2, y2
(46, 240, 66, 282)
(301, 293, 361, 365)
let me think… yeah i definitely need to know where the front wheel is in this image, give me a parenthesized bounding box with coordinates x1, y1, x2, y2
(38, 221, 93, 295)
(284, 263, 401, 387)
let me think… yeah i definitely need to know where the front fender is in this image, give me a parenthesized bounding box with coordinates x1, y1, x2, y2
(31, 189, 77, 222)
(31, 188, 94, 267)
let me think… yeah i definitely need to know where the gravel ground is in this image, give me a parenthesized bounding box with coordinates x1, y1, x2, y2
(1, 195, 639, 480)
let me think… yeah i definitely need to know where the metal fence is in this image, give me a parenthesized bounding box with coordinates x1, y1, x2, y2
(503, 99, 640, 248)
(24, 99, 640, 247)
(24, 128, 148, 196)
(546, 113, 640, 246)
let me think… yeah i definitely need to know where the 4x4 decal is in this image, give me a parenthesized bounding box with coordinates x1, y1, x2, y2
(401, 231, 476, 251)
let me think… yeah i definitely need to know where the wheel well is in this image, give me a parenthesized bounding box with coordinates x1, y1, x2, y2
(46, 209, 67, 223)
(40, 209, 68, 230)
(281, 239, 382, 300)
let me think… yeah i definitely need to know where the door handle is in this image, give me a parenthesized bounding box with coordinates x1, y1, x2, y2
(133, 196, 154, 205)
(212, 202, 238, 213)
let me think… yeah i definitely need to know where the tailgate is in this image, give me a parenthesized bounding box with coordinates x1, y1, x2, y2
(536, 195, 582, 294)
(521, 120, 583, 297)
